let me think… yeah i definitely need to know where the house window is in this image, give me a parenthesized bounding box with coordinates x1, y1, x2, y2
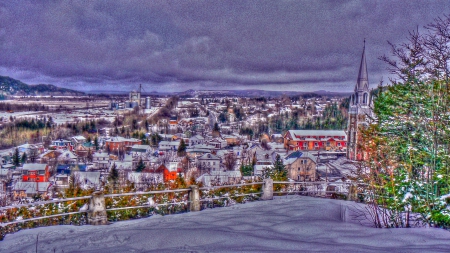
(297, 175, 300, 180)
(298, 167, 300, 171)
(38, 170, 45, 175)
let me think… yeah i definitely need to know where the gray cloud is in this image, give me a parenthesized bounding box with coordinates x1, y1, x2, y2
(0, 0, 449, 93)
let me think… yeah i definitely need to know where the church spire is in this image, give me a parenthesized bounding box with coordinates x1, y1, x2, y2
(356, 40, 369, 92)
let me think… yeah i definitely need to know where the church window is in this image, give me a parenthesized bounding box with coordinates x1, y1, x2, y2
(363, 93, 368, 104)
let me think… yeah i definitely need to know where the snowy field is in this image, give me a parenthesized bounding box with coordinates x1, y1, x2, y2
(1, 196, 450, 252)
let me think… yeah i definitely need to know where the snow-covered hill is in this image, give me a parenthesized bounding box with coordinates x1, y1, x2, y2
(1, 196, 449, 252)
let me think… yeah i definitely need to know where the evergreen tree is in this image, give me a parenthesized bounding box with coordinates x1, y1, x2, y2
(213, 122, 220, 132)
(94, 136, 99, 150)
(136, 157, 145, 172)
(21, 152, 27, 164)
(212, 122, 221, 137)
(261, 154, 287, 181)
(12, 148, 20, 166)
(177, 139, 187, 157)
(273, 154, 286, 174)
(240, 164, 254, 176)
(46, 116, 53, 128)
(360, 15, 450, 228)
(218, 112, 227, 123)
(150, 133, 162, 147)
(109, 162, 119, 189)
(106, 144, 111, 155)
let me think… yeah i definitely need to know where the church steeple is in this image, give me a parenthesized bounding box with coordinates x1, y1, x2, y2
(356, 40, 369, 92)
(347, 40, 373, 161)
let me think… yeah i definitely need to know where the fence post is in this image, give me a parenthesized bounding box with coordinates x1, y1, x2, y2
(189, 185, 200, 212)
(261, 178, 273, 200)
(347, 184, 357, 201)
(87, 191, 109, 225)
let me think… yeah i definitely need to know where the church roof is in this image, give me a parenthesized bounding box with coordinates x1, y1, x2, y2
(356, 42, 369, 92)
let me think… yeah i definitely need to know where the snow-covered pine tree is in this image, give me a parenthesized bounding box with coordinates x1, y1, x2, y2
(360, 15, 450, 228)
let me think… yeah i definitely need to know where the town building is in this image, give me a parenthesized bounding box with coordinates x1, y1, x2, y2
(284, 151, 317, 181)
(105, 136, 142, 152)
(51, 139, 73, 151)
(347, 42, 374, 160)
(197, 153, 221, 173)
(284, 130, 347, 151)
(22, 163, 50, 182)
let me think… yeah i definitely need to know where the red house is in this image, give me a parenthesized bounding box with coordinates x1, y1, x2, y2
(105, 137, 142, 152)
(22, 163, 50, 182)
(159, 162, 184, 182)
(284, 130, 347, 151)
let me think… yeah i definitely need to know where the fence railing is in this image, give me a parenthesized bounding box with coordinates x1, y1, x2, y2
(0, 180, 361, 228)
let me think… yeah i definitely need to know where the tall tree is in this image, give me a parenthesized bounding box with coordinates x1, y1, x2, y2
(261, 154, 287, 181)
(21, 152, 27, 164)
(212, 122, 221, 137)
(109, 162, 119, 189)
(177, 139, 187, 157)
(12, 148, 20, 166)
(223, 152, 237, 171)
(273, 154, 286, 174)
(94, 136, 99, 150)
(360, 15, 450, 228)
(136, 157, 145, 172)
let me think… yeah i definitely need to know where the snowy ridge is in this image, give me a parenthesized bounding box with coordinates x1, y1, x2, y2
(1, 196, 449, 252)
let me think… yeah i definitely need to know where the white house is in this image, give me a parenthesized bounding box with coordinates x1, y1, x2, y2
(93, 152, 110, 170)
(196, 170, 242, 186)
(189, 135, 205, 146)
(158, 141, 180, 151)
(197, 153, 221, 172)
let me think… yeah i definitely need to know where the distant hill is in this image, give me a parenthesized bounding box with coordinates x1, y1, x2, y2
(0, 76, 85, 96)
(175, 89, 352, 98)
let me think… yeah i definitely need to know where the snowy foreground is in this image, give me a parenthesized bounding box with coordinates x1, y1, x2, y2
(1, 196, 450, 253)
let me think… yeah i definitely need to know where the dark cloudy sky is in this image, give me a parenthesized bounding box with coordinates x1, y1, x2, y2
(0, 1, 449, 93)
